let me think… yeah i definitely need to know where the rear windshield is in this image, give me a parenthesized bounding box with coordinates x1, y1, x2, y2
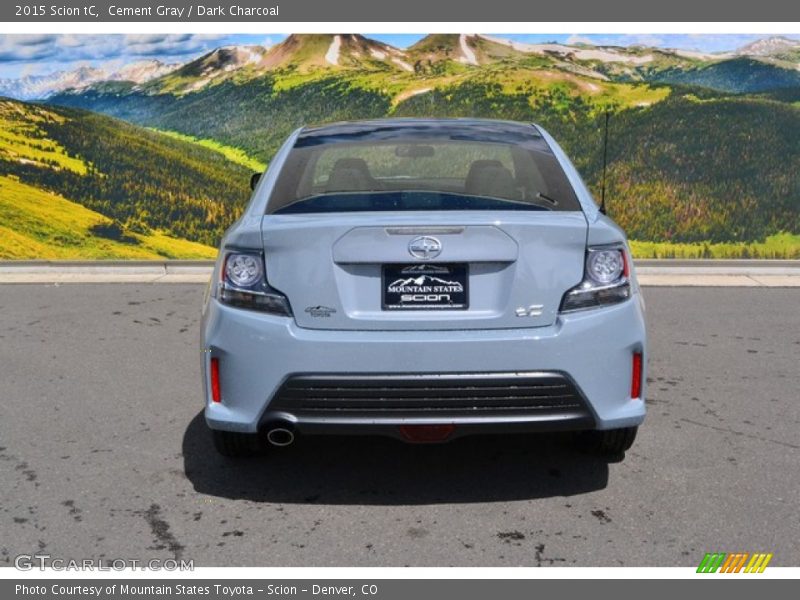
(267, 124, 581, 214)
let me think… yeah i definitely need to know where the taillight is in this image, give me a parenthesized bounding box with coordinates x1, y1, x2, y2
(631, 352, 643, 399)
(560, 244, 631, 313)
(218, 251, 292, 316)
(210, 357, 221, 403)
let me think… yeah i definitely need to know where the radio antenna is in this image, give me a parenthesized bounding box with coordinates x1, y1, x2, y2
(600, 111, 610, 215)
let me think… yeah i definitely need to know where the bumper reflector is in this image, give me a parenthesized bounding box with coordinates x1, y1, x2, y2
(399, 424, 456, 443)
(631, 352, 643, 399)
(210, 357, 221, 403)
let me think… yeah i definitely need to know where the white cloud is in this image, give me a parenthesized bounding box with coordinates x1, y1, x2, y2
(0, 34, 227, 67)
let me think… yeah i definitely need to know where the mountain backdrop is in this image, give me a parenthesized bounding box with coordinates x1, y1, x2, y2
(1, 33, 799, 259)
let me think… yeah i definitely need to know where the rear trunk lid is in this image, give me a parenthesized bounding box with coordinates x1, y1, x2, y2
(261, 211, 587, 331)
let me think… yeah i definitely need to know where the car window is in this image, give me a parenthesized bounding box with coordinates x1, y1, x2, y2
(310, 143, 516, 185)
(268, 126, 581, 214)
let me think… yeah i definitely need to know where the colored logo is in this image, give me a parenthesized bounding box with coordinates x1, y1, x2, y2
(697, 552, 773, 573)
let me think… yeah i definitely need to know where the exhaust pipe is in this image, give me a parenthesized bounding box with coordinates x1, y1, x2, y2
(265, 426, 295, 447)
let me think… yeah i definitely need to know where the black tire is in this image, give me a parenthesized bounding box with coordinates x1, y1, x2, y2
(582, 427, 638, 457)
(212, 429, 261, 458)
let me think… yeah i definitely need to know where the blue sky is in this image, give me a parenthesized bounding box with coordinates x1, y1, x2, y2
(1, 33, 798, 79)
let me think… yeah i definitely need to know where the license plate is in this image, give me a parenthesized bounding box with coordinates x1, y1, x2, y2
(382, 263, 468, 310)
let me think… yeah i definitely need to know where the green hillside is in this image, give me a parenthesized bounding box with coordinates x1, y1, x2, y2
(583, 94, 800, 242)
(649, 57, 800, 93)
(0, 175, 216, 259)
(149, 129, 266, 171)
(0, 98, 252, 258)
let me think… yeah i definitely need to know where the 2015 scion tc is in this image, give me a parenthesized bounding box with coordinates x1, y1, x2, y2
(201, 118, 646, 458)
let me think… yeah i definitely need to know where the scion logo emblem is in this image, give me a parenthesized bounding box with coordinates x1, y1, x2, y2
(408, 236, 442, 260)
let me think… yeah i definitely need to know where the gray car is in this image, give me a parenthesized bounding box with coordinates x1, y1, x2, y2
(200, 118, 646, 458)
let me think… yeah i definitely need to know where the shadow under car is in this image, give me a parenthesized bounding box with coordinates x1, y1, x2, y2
(182, 411, 611, 505)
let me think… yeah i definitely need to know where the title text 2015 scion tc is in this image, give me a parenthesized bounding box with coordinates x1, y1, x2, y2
(200, 118, 646, 458)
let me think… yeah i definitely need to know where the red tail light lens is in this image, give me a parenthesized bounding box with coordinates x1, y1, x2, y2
(210, 357, 221, 403)
(631, 352, 643, 399)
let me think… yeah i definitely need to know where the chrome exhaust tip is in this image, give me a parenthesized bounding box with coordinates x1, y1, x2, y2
(266, 427, 295, 447)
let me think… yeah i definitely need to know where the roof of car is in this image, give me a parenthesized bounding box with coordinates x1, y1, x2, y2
(295, 118, 546, 148)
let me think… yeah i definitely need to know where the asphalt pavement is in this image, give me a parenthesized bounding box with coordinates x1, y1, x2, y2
(0, 284, 798, 567)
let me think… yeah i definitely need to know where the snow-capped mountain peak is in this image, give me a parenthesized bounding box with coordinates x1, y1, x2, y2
(735, 36, 800, 57)
(0, 60, 179, 100)
(109, 59, 178, 84)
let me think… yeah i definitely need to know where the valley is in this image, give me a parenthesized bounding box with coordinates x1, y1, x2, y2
(0, 99, 250, 258)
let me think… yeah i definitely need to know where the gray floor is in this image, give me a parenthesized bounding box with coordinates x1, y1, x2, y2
(0, 285, 797, 567)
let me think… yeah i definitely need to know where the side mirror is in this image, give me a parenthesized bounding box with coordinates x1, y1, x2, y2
(250, 172, 262, 191)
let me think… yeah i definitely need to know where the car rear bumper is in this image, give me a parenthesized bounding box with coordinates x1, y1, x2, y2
(262, 371, 596, 440)
(201, 292, 647, 436)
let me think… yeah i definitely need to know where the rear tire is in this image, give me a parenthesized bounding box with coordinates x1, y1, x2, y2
(212, 429, 261, 458)
(582, 427, 638, 457)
